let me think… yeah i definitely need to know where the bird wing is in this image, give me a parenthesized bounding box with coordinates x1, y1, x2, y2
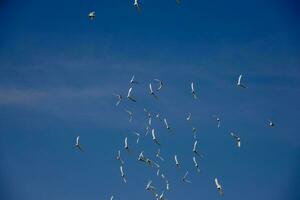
(238, 74, 242, 84)
(193, 140, 198, 151)
(191, 82, 194, 91)
(127, 87, 133, 97)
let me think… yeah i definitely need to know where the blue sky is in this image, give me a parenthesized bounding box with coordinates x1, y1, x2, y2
(0, 0, 300, 200)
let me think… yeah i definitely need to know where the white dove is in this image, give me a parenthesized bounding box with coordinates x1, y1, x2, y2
(214, 177, 223, 196)
(191, 82, 197, 99)
(149, 83, 158, 100)
(268, 119, 275, 127)
(181, 171, 192, 183)
(120, 165, 127, 183)
(230, 132, 241, 148)
(154, 79, 163, 91)
(151, 129, 160, 145)
(116, 150, 124, 164)
(133, 131, 141, 144)
(75, 136, 83, 152)
(174, 155, 180, 168)
(112, 93, 122, 106)
(163, 118, 171, 130)
(125, 110, 133, 122)
(88, 11, 96, 20)
(156, 149, 164, 161)
(237, 74, 247, 88)
(193, 156, 200, 173)
(127, 87, 136, 102)
(130, 75, 138, 84)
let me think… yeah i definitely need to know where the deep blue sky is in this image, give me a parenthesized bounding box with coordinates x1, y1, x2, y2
(0, 0, 300, 200)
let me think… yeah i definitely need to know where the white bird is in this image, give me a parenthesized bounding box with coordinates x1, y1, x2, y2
(186, 113, 192, 121)
(214, 178, 223, 196)
(191, 82, 197, 99)
(120, 165, 127, 183)
(144, 108, 152, 126)
(174, 155, 180, 168)
(230, 132, 241, 148)
(193, 156, 200, 173)
(88, 11, 96, 20)
(158, 191, 165, 200)
(116, 150, 124, 164)
(133, 131, 141, 144)
(156, 149, 164, 161)
(149, 83, 158, 100)
(110, 195, 114, 200)
(192, 127, 197, 139)
(163, 118, 170, 130)
(268, 119, 275, 127)
(181, 171, 192, 183)
(133, 0, 141, 13)
(156, 113, 162, 121)
(75, 136, 83, 152)
(154, 79, 163, 91)
(112, 93, 122, 106)
(124, 137, 130, 152)
(193, 140, 202, 157)
(212, 115, 221, 128)
(125, 110, 133, 122)
(166, 180, 170, 191)
(130, 75, 138, 84)
(151, 129, 160, 145)
(146, 180, 156, 192)
(127, 87, 136, 102)
(237, 74, 247, 88)
(161, 173, 166, 180)
(138, 151, 146, 162)
(145, 125, 150, 136)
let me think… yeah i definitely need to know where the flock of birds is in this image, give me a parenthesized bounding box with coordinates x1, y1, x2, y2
(87, 0, 182, 20)
(77, 3, 276, 200)
(74, 73, 276, 200)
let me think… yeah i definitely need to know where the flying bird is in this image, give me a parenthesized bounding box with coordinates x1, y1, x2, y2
(120, 165, 127, 183)
(149, 83, 158, 100)
(133, 0, 141, 13)
(112, 93, 122, 106)
(186, 113, 192, 121)
(212, 115, 221, 128)
(151, 129, 160, 145)
(154, 79, 163, 91)
(144, 108, 152, 126)
(124, 137, 130, 152)
(138, 151, 146, 162)
(75, 136, 83, 152)
(166, 180, 170, 191)
(193, 140, 202, 157)
(125, 110, 133, 122)
(145, 180, 156, 192)
(110, 195, 114, 200)
(237, 74, 247, 88)
(193, 156, 200, 173)
(192, 127, 197, 139)
(268, 119, 275, 127)
(156, 149, 164, 161)
(116, 150, 124, 165)
(133, 131, 141, 144)
(214, 178, 223, 196)
(174, 155, 180, 168)
(127, 87, 136, 102)
(130, 75, 138, 84)
(230, 132, 241, 148)
(191, 82, 197, 99)
(163, 118, 171, 130)
(181, 171, 192, 183)
(88, 11, 96, 20)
